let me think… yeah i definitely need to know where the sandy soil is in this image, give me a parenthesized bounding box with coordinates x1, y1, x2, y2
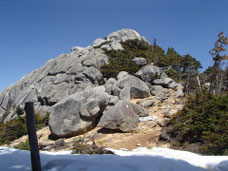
(8, 96, 184, 151)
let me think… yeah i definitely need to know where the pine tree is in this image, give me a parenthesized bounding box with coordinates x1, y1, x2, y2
(209, 32, 228, 94)
(182, 54, 202, 92)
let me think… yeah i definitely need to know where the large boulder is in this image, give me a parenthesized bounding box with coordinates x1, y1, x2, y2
(81, 49, 109, 69)
(93, 37, 124, 51)
(153, 77, 177, 89)
(100, 44, 112, 51)
(81, 67, 103, 84)
(0, 29, 157, 123)
(132, 57, 147, 67)
(93, 38, 107, 48)
(93, 38, 124, 51)
(71, 46, 86, 53)
(0, 29, 147, 121)
(105, 29, 142, 43)
(135, 63, 163, 82)
(112, 75, 150, 99)
(119, 85, 130, 101)
(109, 39, 124, 50)
(98, 100, 140, 132)
(49, 86, 111, 138)
(71, 46, 92, 56)
(104, 78, 116, 94)
(150, 85, 168, 96)
(129, 102, 149, 117)
(117, 71, 128, 80)
(104, 78, 117, 95)
(0, 47, 109, 121)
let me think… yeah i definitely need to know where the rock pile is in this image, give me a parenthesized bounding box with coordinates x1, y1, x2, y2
(0, 29, 184, 138)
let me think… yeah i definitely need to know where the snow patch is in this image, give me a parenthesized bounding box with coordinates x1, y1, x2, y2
(139, 116, 157, 122)
(0, 146, 228, 171)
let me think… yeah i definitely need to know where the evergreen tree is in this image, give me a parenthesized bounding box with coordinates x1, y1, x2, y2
(209, 32, 228, 94)
(224, 67, 228, 90)
(181, 54, 202, 92)
(151, 44, 166, 66)
(182, 54, 202, 74)
(161, 48, 183, 80)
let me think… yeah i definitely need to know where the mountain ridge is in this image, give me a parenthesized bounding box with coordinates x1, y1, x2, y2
(0, 29, 184, 140)
(0, 29, 146, 121)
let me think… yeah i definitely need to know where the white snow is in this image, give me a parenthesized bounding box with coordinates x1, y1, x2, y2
(0, 146, 227, 171)
(139, 116, 157, 122)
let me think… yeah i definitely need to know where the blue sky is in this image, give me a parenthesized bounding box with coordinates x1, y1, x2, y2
(0, 0, 228, 92)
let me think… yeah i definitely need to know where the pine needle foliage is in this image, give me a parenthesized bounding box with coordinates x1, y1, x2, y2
(101, 39, 153, 78)
(0, 110, 49, 145)
(167, 90, 228, 155)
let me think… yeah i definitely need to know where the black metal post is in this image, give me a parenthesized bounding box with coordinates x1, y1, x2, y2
(24, 102, 41, 171)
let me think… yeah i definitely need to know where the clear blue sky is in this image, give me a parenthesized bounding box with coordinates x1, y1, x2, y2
(1, 0, 228, 93)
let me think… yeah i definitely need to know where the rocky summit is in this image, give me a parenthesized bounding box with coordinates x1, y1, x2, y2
(0, 29, 183, 138)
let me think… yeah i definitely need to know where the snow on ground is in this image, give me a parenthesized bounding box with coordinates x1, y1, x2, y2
(139, 116, 157, 122)
(0, 146, 227, 171)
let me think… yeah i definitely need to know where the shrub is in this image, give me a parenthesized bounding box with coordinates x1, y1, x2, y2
(71, 137, 113, 155)
(13, 140, 30, 150)
(100, 39, 202, 86)
(16, 106, 24, 116)
(34, 112, 50, 129)
(166, 90, 228, 155)
(100, 39, 156, 79)
(0, 116, 27, 145)
(72, 139, 92, 154)
(0, 110, 49, 145)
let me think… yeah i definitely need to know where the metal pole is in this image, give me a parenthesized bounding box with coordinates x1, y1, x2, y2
(24, 102, 41, 171)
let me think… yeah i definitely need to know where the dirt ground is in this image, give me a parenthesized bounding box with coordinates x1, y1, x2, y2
(8, 96, 184, 151)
